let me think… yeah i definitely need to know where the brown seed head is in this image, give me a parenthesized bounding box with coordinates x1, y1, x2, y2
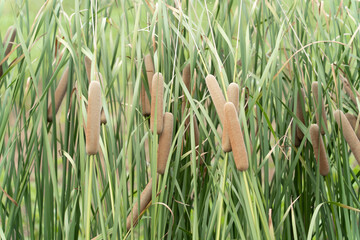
(150, 73, 164, 134)
(309, 124, 330, 176)
(141, 54, 154, 116)
(345, 113, 360, 140)
(157, 112, 173, 174)
(86, 81, 102, 155)
(224, 102, 248, 171)
(205, 74, 226, 125)
(334, 110, 360, 165)
(47, 67, 70, 122)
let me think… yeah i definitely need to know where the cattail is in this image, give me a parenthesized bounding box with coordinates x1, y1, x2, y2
(157, 112, 173, 174)
(341, 74, 360, 105)
(345, 113, 360, 140)
(126, 178, 154, 230)
(222, 83, 240, 152)
(86, 81, 102, 155)
(141, 54, 154, 116)
(47, 67, 70, 122)
(205, 74, 226, 125)
(150, 73, 164, 134)
(183, 64, 191, 93)
(224, 102, 248, 171)
(296, 88, 306, 140)
(100, 109, 107, 125)
(334, 110, 360, 165)
(312, 82, 327, 134)
(0, 26, 16, 77)
(309, 124, 330, 176)
(193, 115, 200, 155)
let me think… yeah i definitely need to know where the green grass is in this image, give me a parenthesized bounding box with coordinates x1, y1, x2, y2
(1, 0, 360, 239)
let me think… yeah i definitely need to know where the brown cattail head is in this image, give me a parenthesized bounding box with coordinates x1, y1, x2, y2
(341, 74, 360, 105)
(296, 88, 306, 140)
(47, 67, 70, 122)
(100, 109, 107, 125)
(222, 83, 240, 152)
(205, 74, 226, 125)
(345, 113, 360, 140)
(224, 102, 248, 171)
(141, 54, 154, 116)
(182, 64, 191, 93)
(157, 112, 173, 174)
(334, 110, 360, 165)
(126, 178, 154, 230)
(312, 82, 327, 134)
(309, 124, 330, 176)
(150, 73, 164, 134)
(0, 26, 16, 77)
(86, 81, 102, 155)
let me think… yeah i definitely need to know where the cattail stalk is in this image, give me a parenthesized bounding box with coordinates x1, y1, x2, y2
(222, 83, 240, 152)
(205, 74, 226, 125)
(157, 112, 173, 174)
(309, 124, 330, 176)
(312, 82, 327, 134)
(345, 113, 360, 140)
(296, 88, 306, 140)
(47, 67, 70, 122)
(86, 81, 102, 155)
(341, 74, 360, 105)
(141, 54, 154, 116)
(334, 110, 360, 165)
(150, 73, 164, 134)
(224, 102, 248, 171)
(126, 178, 154, 230)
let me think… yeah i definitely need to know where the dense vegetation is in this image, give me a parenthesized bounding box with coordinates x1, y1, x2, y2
(1, 0, 360, 239)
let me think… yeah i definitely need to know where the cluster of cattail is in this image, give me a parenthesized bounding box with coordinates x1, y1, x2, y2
(0, 26, 17, 77)
(294, 82, 330, 176)
(205, 74, 248, 171)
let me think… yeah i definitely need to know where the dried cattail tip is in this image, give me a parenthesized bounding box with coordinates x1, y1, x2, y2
(296, 88, 306, 140)
(222, 83, 240, 152)
(126, 178, 154, 230)
(345, 113, 360, 140)
(157, 112, 173, 174)
(334, 110, 360, 165)
(205, 75, 226, 125)
(312, 82, 327, 135)
(309, 124, 330, 176)
(47, 67, 70, 122)
(150, 73, 164, 134)
(86, 81, 102, 155)
(141, 54, 154, 116)
(224, 102, 248, 171)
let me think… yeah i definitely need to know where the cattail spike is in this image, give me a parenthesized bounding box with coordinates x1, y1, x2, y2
(141, 54, 154, 116)
(309, 124, 330, 176)
(126, 178, 155, 230)
(205, 75, 226, 125)
(334, 110, 360, 165)
(341, 74, 360, 106)
(86, 81, 102, 155)
(224, 102, 248, 171)
(157, 112, 173, 174)
(183, 64, 191, 93)
(312, 82, 327, 134)
(222, 83, 240, 152)
(47, 67, 70, 122)
(150, 73, 164, 134)
(345, 113, 360, 140)
(84, 56, 92, 82)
